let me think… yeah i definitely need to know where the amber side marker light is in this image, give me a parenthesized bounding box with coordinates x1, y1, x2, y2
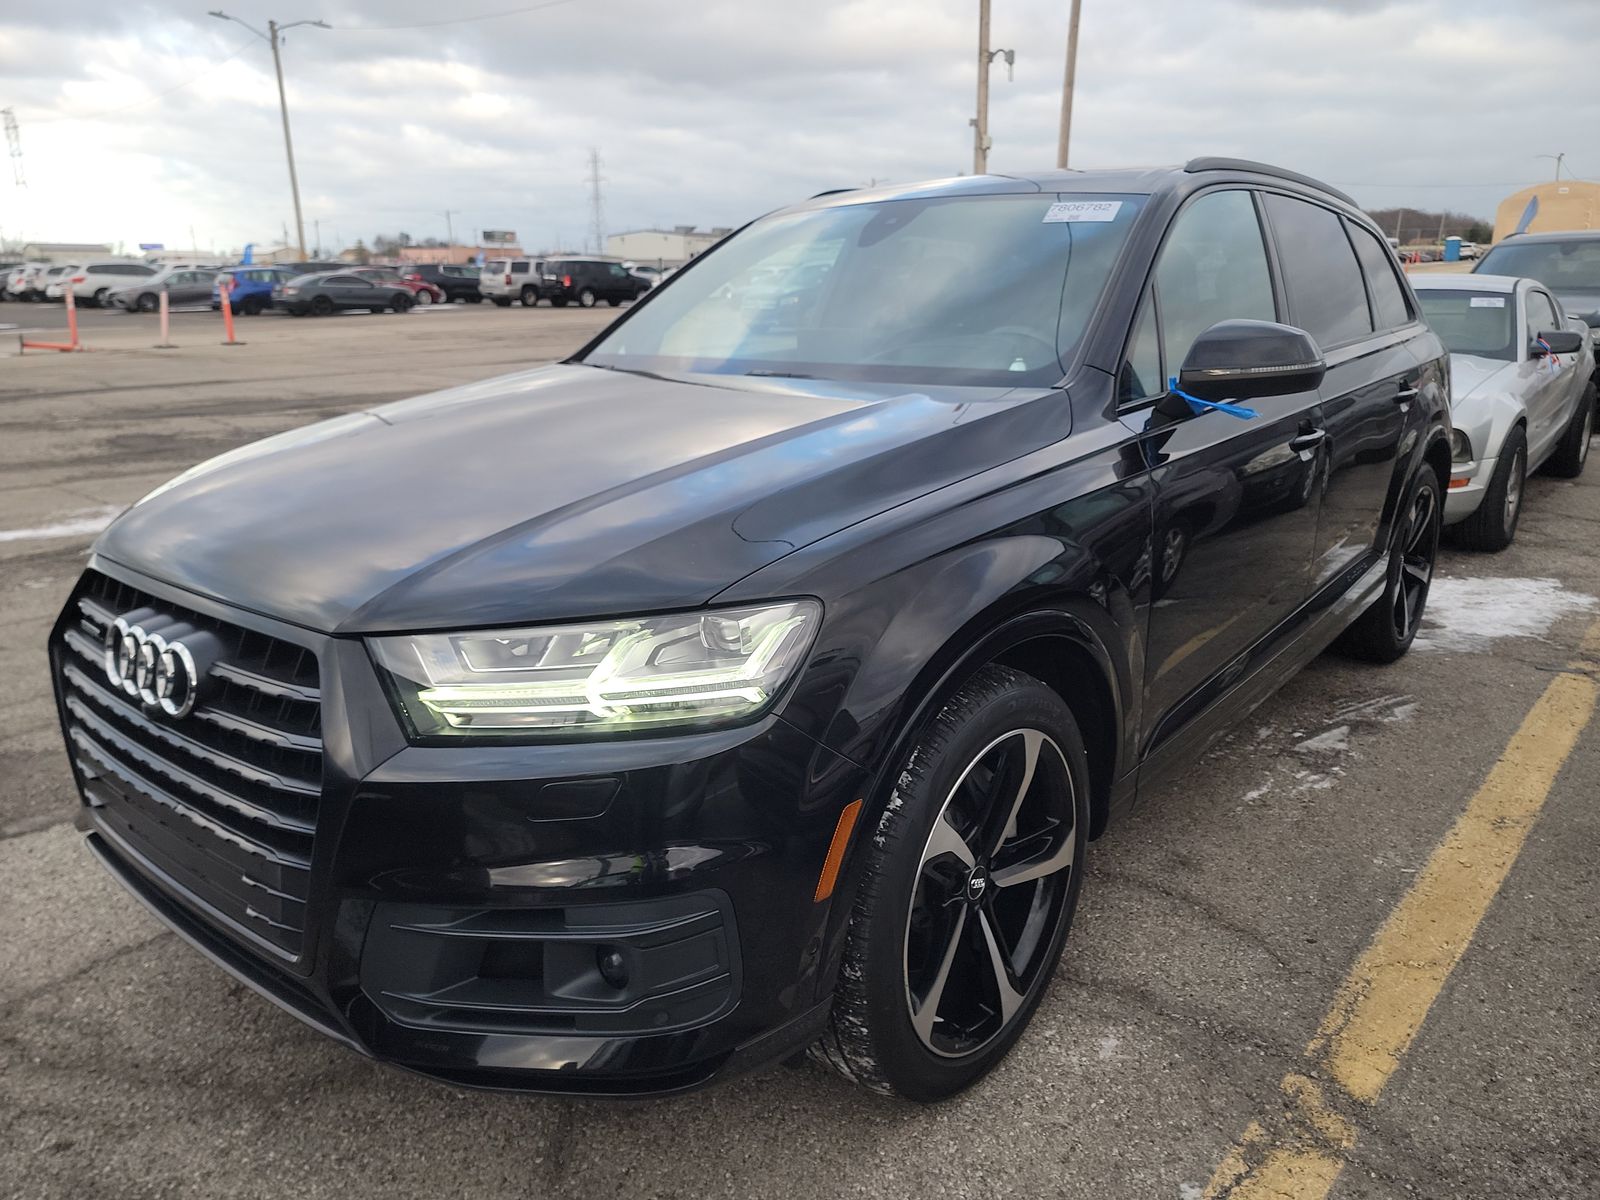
(814, 799, 865, 903)
(1449, 477, 1471, 489)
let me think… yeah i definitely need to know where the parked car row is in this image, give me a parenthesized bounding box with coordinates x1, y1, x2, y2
(480, 256, 652, 307)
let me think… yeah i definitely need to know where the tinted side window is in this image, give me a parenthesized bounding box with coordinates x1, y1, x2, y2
(1264, 194, 1372, 347)
(511, 260, 531, 273)
(1119, 290, 1162, 404)
(1155, 189, 1276, 370)
(1348, 222, 1412, 331)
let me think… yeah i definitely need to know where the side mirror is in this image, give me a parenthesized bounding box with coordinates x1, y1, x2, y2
(1533, 329, 1584, 355)
(1177, 319, 1326, 402)
(1577, 311, 1599, 329)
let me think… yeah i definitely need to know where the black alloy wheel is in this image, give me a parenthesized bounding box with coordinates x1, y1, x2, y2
(309, 295, 334, 316)
(1390, 478, 1439, 644)
(812, 665, 1089, 1101)
(1336, 467, 1441, 661)
(389, 293, 412, 312)
(135, 292, 158, 313)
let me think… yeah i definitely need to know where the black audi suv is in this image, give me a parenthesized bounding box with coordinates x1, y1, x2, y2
(50, 159, 1450, 1101)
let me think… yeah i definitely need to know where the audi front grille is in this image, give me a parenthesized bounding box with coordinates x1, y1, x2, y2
(55, 570, 323, 964)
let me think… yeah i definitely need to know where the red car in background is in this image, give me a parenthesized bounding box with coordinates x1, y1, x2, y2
(352, 267, 445, 305)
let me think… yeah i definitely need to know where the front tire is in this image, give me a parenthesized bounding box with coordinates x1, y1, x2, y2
(811, 665, 1089, 1101)
(1545, 384, 1594, 479)
(1455, 425, 1526, 552)
(92, 287, 110, 307)
(1335, 465, 1442, 661)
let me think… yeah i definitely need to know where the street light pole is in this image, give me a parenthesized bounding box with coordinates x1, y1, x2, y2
(443, 209, 459, 248)
(1055, 0, 1082, 169)
(1536, 153, 1566, 181)
(209, 10, 327, 261)
(970, 0, 1014, 175)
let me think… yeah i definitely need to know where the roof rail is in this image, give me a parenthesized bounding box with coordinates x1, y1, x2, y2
(1182, 157, 1357, 208)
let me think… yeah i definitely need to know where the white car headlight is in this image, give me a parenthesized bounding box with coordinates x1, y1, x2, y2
(370, 600, 820, 740)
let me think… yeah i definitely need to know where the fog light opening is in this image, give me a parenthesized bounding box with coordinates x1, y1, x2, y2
(597, 947, 629, 990)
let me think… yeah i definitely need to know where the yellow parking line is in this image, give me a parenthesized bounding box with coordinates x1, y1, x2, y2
(1205, 620, 1600, 1199)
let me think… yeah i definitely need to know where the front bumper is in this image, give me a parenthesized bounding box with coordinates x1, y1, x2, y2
(52, 559, 867, 1095)
(1443, 455, 1495, 523)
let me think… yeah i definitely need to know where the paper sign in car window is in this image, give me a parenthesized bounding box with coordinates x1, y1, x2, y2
(1044, 201, 1123, 223)
(1469, 296, 1506, 308)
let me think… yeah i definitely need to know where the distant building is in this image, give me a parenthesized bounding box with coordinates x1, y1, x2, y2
(606, 226, 733, 267)
(393, 244, 519, 265)
(1494, 181, 1600, 242)
(20, 241, 113, 262)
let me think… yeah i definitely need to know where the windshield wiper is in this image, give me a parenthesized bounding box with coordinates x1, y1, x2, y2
(744, 369, 815, 379)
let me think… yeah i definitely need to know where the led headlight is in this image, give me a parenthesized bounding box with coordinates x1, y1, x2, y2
(369, 600, 820, 740)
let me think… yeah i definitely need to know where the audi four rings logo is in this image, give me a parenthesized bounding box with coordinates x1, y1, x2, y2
(103, 617, 203, 718)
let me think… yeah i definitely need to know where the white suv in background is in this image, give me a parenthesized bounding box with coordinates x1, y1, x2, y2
(44, 260, 159, 306)
(479, 257, 542, 307)
(5, 261, 49, 299)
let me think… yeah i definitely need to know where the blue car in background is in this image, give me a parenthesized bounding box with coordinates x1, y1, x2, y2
(212, 266, 296, 315)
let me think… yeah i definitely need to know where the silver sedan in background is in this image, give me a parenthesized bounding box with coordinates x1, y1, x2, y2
(1413, 273, 1594, 550)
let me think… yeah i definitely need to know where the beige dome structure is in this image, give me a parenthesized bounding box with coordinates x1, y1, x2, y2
(1493, 180, 1600, 242)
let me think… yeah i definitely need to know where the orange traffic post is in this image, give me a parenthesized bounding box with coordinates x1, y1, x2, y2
(219, 279, 244, 346)
(154, 288, 176, 349)
(20, 283, 86, 352)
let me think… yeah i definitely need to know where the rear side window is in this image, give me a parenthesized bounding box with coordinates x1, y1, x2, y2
(1264, 194, 1372, 348)
(511, 260, 531, 273)
(485, 260, 508, 273)
(1347, 222, 1412, 331)
(1154, 189, 1277, 371)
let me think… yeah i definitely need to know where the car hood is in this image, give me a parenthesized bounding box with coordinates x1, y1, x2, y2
(1550, 288, 1600, 321)
(96, 363, 1063, 633)
(1449, 354, 1516, 404)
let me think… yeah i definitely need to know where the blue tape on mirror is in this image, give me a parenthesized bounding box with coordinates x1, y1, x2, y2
(1168, 377, 1258, 420)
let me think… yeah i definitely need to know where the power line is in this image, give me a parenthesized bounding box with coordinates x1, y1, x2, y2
(326, 0, 583, 32)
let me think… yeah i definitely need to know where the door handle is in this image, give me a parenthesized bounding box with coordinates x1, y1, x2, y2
(1289, 428, 1326, 453)
(1394, 382, 1421, 403)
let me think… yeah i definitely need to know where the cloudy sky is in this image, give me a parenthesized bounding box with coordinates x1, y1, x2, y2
(2, 0, 1597, 256)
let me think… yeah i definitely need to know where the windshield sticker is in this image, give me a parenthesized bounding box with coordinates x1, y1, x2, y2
(1044, 200, 1123, 223)
(1469, 296, 1506, 308)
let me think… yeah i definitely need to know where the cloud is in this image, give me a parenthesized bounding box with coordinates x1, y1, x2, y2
(1, 0, 1596, 255)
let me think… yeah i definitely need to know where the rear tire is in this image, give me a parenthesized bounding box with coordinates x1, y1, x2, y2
(1545, 384, 1594, 479)
(578, 288, 597, 308)
(92, 287, 109, 307)
(810, 665, 1089, 1101)
(1455, 425, 1526, 552)
(414, 289, 434, 306)
(519, 287, 539, 307)
(1335, 466, 1442, 661)
(390, 294, 412, 312)
(135, 293, 158, 313)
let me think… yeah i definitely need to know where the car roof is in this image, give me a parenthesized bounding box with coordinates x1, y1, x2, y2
(795, 158, 1359, 214)
(1411, 273, 1523, 293)
(1493, 229, 1600, 245)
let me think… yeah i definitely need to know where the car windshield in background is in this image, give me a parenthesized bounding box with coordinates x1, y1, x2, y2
(1415, 290, 1515, 361)
(583, 192, 1146, 387)
(1477, 239, 1600, 293)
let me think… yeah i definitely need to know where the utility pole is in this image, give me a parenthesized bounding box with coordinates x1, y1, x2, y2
(1393, 208, 1405, 242)
(587, 149, 606, 256)
(443, 209, 459, 248)
(1536, 152, 1566, 181)
(1055, 0, 1082, 169)
(970, 0, 1014, 175)
(209, 11, 327, 261)
(313, 217, 322, 256)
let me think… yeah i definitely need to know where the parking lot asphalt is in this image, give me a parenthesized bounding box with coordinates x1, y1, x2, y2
(2, 306, 1597, 1199)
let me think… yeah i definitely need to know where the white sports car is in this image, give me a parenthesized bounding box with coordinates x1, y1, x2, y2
(1413, 273, 1594, 550)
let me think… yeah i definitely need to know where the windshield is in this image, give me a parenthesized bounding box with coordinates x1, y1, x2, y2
(1416, 290, 1515, 361)
(583, 192, 1146, 387)
(1477, 239, 1600, 296)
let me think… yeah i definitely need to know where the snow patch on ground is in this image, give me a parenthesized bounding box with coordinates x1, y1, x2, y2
(1295, 724, 1350, 754)
(0, 506, 121, 543)
(1415, 576, 1597, 652)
